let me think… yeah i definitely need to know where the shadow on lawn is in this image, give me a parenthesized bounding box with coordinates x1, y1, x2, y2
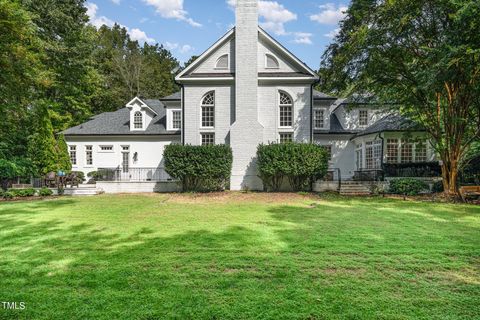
(0, 198, 478, 319)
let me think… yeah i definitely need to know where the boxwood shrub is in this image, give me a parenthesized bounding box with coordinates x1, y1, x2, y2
(164, 144, 233, 192)
(8, 188, 36, 197)
(257, 143, 329, 191)
(39, 187, 54, 197)
(388, 178, 429, 196)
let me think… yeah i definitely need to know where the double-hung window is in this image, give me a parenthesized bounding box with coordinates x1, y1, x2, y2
(85, 146, 93, 166)
(69, 146, 77, 166)
(172, 110, 181, 130)
(314, 109, 325, 129)
(359, 110, 368, 126)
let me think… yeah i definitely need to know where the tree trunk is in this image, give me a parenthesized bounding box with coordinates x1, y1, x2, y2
(441, 161, 459, 199)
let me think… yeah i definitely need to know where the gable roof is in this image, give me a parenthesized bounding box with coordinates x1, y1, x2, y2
(355, 114, 425, 137)
(176, 27, 318, 81)
(62, 99, 179, 136)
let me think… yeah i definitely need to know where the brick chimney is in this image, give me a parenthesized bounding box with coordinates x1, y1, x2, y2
(230, 0, 264, 190)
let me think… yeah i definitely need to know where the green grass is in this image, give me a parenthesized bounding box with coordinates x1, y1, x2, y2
(0, 193, 479, 319)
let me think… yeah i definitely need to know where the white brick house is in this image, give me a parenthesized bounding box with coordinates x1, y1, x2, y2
(63, 0, 437, 192)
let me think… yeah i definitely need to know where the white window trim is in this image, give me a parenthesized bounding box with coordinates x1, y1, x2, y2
(359, 109, 369, 127)
(313, 108, 327, 129)
(200, 92, 215, 130)
(214, 54, 229, 70)
(132, 111, 145, 131)
(278, 91, 294, 129)
(98, 145, 114, 153)
(69, 145, 77, 167)
(200, 132, 215, 145)
(265, 53, 280, 69)
(166, 108, 182, 131)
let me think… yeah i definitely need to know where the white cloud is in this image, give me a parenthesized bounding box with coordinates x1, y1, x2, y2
(86, 3, 155, 44)
(142, 0, 202, 27)
(165, 42, 194, 54)
(227, 0, 296, 36)
(324, 28, 340, 39)
(129, 28, 155, 44)
(310, 3, 347, 25)
(293, 32, 313, 45)
(110, 0, 120, 4)
(86, 3, 115, 28)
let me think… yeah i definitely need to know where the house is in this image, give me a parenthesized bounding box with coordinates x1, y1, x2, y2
(63, 0, 438, 193)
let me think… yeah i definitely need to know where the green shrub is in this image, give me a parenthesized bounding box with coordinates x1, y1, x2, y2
(388, 178, 429, 196)
(87, 169, 114, 182)
(71, 171, 85, 182)
(2, 191, 13, 200)
(9, 188, 36, 197)
(257, 143, 329, 191)
(164, 144, 233, 192)
(39, 187, 53, 197)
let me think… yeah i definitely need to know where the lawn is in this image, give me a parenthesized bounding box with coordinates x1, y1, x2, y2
(0, 193, 479, 319)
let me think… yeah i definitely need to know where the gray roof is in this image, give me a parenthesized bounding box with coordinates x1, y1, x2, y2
(313, 89, 334, 100)
(355, 114, 424, 137)
(160, 91, 181, 101)
(314, 113, 360, 135)
(62, 99, 180, 136)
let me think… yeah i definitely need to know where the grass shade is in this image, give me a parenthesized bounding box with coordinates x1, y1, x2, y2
(0, 193, 479, 319)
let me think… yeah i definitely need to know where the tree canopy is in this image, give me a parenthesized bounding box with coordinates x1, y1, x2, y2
(319, 0, 480, 196)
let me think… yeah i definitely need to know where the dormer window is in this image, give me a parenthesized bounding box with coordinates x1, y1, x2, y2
(215, 54, 229, 69)
(134, 111, 143, 129)
(266, 54, 279, 69)
(314, 108, 326, 129)
(359, 109, 368, 126)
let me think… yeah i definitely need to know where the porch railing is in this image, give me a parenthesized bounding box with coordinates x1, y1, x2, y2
(96, 167, 176, 182)
(354, 169, 384, 181)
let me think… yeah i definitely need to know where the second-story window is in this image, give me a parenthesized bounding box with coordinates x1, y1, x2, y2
(314, 109, 325, 129)
(134, 111, 143, 129)
(201, 92, 215, 128)
(172, 110, 181, 130)
(279, 92, 293, 128)
(359, 109, 368, 126)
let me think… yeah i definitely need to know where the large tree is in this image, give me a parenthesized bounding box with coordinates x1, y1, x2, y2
(320, 0, 480, 197)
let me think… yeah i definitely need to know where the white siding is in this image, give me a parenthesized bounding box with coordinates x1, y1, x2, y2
(192, 39, 236, 74)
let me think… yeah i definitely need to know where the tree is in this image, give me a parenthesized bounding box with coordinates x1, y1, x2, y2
(21, 0, 99, 131)
(56, 134, 72, 172)
(183, 55, 198, 69)
(27, 102, 59, 175)
(320, 0, 480, 197)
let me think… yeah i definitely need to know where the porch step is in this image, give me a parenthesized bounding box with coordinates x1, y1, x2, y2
(340, 182, 372, 195)
(63, 186, 103, 196)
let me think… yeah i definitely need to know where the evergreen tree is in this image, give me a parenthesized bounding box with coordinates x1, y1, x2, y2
(27, 102, 59, 175)
(56, 134, 72, 173)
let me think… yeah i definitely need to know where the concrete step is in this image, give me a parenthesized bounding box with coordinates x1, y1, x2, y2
(340, 182, 372, 195)
(63, 187, 103, 196)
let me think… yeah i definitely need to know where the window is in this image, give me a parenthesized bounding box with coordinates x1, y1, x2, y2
(365, 140, 382, 169)
(355, 144, 363, 170)
(279, 133, 293, 143)
(134, 111, 143, 129)
(201, 92, 215, 128)
(279, 92, 293, 127)
(69, 145, 77, 165)
(172, 110, 181, 130)
(314, 109, 325, 129)
(359, 109, 368, 126)
(415, 140, 427, 162)
(387, 139, 399, 163)
(85, 145, 93, 166)
(99, 145, 113, 152)
(215, 54, 229, 69)
(323, 145, 332, 160)
(266, 54, 279, 69)
(122, 146, 129, 173)
(401, 139, 413, 163)
(201, 133, 215, 145)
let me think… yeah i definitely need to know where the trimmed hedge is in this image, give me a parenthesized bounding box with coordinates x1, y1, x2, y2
(257, 143, 329, 191)
(39, 187, 53, 197)
(388, 178, 429, 196)
(164, 144, 233, 192)
(9, 188, 36, 197)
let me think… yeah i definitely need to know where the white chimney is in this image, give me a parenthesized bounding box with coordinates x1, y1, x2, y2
(230, 0, 264, 190)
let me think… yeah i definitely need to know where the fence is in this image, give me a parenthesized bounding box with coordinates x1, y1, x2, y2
(96, 167, 175, 182)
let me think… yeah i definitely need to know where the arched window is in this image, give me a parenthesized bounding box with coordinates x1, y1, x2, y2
(134, 111, 143, 129)
(215, 54, 229, 69)
(279, 91, 293, 127)
(201, 92, 215, 128)
(266, 54, 280, 69)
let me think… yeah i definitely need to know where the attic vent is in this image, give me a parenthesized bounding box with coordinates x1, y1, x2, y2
(215, 54, 229, 69)
(266, 54, 279, 69)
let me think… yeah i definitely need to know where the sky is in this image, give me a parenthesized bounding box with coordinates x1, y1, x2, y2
(85, 0, 349, 70)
